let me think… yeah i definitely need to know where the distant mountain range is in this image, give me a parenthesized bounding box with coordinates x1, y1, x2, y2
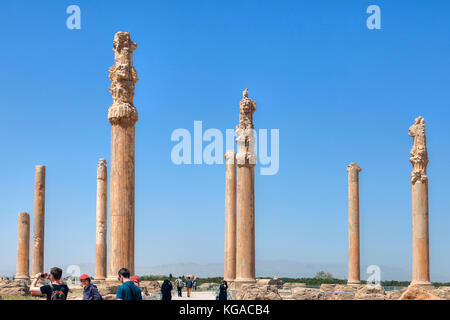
(1, 260, 447, 282)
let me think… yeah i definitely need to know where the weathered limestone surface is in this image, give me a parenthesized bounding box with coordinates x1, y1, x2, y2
(320, 284, 360, 300)
(95, 159, 108, 280)
(107, 32, 138, 281)
(235, 89, 257, 285)
(0, 279, 30, 297)
(291, 287, 323, 300)
(15, 212, 30, 281)
(385, 289, 406, 300)
(400, 285, 442, 300)
(283, 282, 306, 289)
(347, 162, 361, 285)
(141, 280, 161, 293)
(224, 150, 236, 282)
(409, 116, 430, 286)
(235, 284, 281, 300)
(354, 284, 385, 300)
(32, 165, 45, 276)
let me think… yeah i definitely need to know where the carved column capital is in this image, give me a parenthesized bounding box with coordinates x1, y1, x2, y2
(347, 162, 362, 173)
(409, 116, 428, 185)
(236, 89, 257, 167)
(224, 150, 236, 164)
(108, 31, 139, 126)
(97, 158, 107, 181)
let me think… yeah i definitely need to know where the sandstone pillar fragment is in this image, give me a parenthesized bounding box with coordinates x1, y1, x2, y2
(224, 150, 237, 282)
(409, 116, 431, 286)
(235, 89, 257, 285)
(32, 165, 45, 276)
(95, 159, 108, 281)
(15, 212, 30, 281)
(107, 32, 138, 281)
(347, 162, 361, 285)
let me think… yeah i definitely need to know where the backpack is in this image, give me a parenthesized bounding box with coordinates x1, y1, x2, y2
(50, 284, 66, 300)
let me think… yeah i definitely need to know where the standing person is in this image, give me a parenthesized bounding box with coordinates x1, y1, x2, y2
(175, 276, 183, 297)
(130, 275, 146, 300)
(218, 280, 228, 300)
(116, 268, 142, 300)
(161, 279, 173, 300)
(80, 274, 102, 300)
(29, 267, 69, 300)
(193, 277, 198, 291)
(185, 276, 193, 298)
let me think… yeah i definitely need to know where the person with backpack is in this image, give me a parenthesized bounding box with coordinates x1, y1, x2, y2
(80, 274, 102, 300)
(130, 275, 147, 300)
(185, 276, 193, 298)
(29, 267, 69, 300)
(175, 276, 183, 297)
(116, 268, 142, 300)
(193, 278, 198, 291)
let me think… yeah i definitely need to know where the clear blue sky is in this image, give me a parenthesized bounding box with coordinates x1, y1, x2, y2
(1, 0, 449, 281)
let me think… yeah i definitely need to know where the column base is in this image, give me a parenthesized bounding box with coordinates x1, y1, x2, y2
(347, 280, 361, 286)
(105, 276, 120, 283)
(410, 280, 432, 287)
(14, 275, 30, 281)
(232, 279, 256, 289)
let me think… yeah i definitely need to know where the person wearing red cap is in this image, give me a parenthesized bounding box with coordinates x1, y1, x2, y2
(80, 274, 102, 300)
(130, 275, 146, 300)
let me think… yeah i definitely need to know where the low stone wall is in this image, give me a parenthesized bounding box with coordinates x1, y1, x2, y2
(289, 284, 450, 300)
(234, 284, 282, 300)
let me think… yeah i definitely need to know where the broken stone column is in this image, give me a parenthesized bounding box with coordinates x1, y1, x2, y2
(107, 32, 138, 281)
(409, 116, 431, 286)
(95, 159, 108, 281)
(32, 165, 45, 276)
(347, 162, 361, 285)
(224, 150, 237, 282)
(15, 212, 30, 281)
(235, 89, 257, 285)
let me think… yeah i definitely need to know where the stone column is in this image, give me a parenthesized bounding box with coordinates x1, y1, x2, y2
(224, 150, 237, 282)
(409, 116, 431, 286)
(107, 32, 138, 281)
(347, 162, 361, 285)
(95, 159, 108, 281)
(15, 212, 30, 281)
(32, 165, 45, 276)
(235, 89, 257, 285)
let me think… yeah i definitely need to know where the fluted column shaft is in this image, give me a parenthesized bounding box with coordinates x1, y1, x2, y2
(409, 116, 430, 285)
(16, 212, 30, 280)
(224, 151, 237, 281)
(235, 89, 257, 284)
(347, 163, 361, 285)
(32, 165, 45, 276)
(106, 32, 138, 281)
(95, 159, 108, 280)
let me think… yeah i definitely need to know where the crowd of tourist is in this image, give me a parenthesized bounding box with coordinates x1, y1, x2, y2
(28, 267, 228, 300)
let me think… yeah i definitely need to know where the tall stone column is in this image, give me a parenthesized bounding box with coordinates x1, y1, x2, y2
(347, 162, 361, 285)
(16, 212, 30, 281)
(409, 116, 431, 286)
(235, 89, 257, 285)
(224, 150, 237, 282)
(95, 159, 108, 281)
(32, 165, 45, 276)
(107, 32, 138, 281)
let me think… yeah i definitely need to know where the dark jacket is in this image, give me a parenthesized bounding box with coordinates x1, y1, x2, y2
(185, 279, 193, 288)
(218, 283, 228, 300)
(161, 280, 173, 300)
(83, 284, 102, 300)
